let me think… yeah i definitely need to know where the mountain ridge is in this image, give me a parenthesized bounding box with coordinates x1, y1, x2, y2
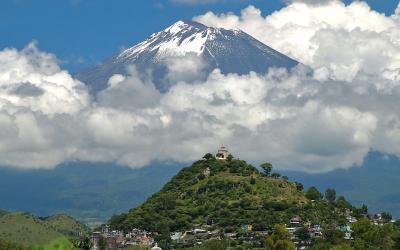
(0, 161, 183, 224)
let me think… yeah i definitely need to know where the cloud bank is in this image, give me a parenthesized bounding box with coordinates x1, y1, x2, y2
(2, 0, 400, 172)
(194, 1, 400, 81)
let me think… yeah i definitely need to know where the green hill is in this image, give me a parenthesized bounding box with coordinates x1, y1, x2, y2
(0, 212, 88, 247)
(45, 214, 90, 237)
(109, 156, 349, 233)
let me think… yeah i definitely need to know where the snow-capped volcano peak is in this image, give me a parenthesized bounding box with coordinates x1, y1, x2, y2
(115, 20, 256, 62)
(164, 20, 206, 34)
(77, 20, 299, 92)
(116, 20, 212, 61)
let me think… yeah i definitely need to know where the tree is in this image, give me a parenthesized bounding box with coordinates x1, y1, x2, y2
(305, 186, 322, 201)
(323, 224, 344, 245)
(265, 224, 296, 250)
(109, 213, 128, 229)
(203, 153, 214, 160)
(260, 162, 273, 176)
(381, 212, 393, 223)
(273, 240, 296, 250)
(361, 204, 368, 215)
(295, 226, 311, 243)
(271, 173, 281, 179)
(295, 182, 304, 191)
(336, 196, 352, 209)
(330, 244, 353, 250)
(70, 236, 93, 250)
(154, 219, 172, 250)
(201, 239, 229, 250)
(352, 218, 374, 242)
(325, 188, 336, 203)
(98, 235, 107, 250)
(391, 230, 400, 250)
(157, 193, 177, 210)
(381, 236, 395, 250)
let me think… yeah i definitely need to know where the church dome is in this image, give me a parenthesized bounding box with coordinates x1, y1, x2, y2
(151, 243, 162, 250)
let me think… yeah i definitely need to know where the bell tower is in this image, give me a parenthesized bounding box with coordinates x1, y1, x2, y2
(216, 146, 229, 160)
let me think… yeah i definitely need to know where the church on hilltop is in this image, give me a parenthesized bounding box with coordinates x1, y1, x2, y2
(216, 146, 229, 160)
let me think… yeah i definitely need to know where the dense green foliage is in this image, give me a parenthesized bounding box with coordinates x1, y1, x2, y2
(108, 155, 400, 249)
(306, 187, 323, 201)
(282, 151, 400, 218)
(309, 218, 400, 250)
(31, 237, 80, 250)
(109, 156, 347, 235)
(325, 188, 337, 204)
(265, 224, 295, 250)
(32, 236, 93, 250)
(181, 239, 229, 250)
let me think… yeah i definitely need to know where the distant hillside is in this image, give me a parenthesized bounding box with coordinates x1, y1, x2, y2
(0, 161, 182, 224)
(45, 214, 90, 237)
(0, 212, 88, 247)
(110, 156, 349, 233)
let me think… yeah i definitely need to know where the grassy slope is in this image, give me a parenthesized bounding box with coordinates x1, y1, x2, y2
(0, 212, 87, 246)
(45, 214, 90, 237)
(0, 212, 62, 246)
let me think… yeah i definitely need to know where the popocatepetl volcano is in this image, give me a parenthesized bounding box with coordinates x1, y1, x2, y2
(77, 20, 299, 92)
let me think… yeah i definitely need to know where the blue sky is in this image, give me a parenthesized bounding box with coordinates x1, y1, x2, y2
(1, 0, 399, 73)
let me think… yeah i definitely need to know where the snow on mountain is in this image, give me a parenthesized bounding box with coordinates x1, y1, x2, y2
(117, 21, 208, 60)
(76, 20, 299, 93)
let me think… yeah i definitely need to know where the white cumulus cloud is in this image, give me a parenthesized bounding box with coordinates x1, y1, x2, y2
(2, 1, 400, 172)
(194, 1, 400, 81)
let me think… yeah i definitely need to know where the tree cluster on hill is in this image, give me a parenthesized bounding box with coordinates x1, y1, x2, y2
(108, 154, 381, 249)
(109, 156, 314, 234)
(309, 218, 400, 250)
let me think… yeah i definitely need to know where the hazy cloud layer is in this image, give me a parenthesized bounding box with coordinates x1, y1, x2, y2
(2, 1, 400, 172)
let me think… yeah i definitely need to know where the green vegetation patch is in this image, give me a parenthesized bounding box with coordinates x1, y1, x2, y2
(109, 156, 341, 234)
(0, 212, 87, 247)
